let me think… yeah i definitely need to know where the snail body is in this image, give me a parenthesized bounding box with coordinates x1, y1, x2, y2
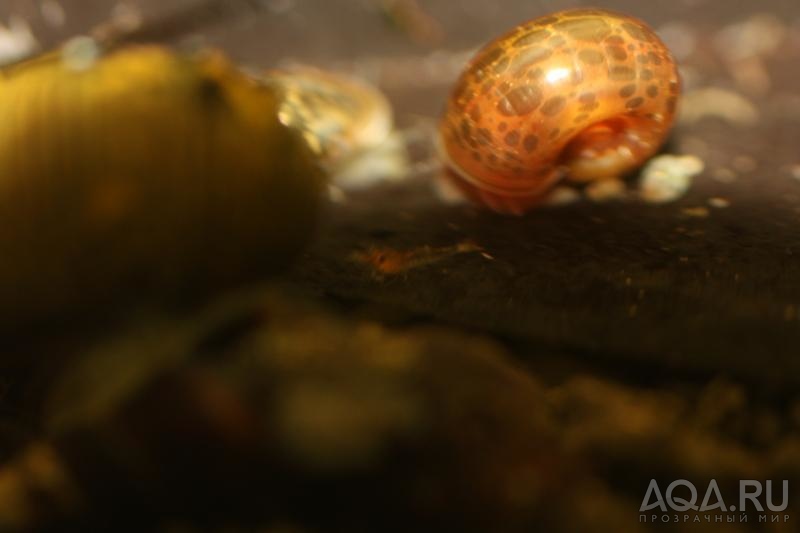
(439, 9, 680, 214)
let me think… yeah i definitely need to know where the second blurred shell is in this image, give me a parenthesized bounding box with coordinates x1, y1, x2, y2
(0, 45, 326, 328)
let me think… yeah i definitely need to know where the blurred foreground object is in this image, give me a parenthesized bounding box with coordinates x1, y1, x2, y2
(0, 289, 565, 531)
(1, 288, 797, 531)
(0, 44, 325, 329)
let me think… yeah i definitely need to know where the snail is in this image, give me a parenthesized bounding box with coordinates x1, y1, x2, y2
(438, 8, 681, 214)
(0, 44, 326, 329)
(264, 66, 410, 190)
(264, 66, 394, 173)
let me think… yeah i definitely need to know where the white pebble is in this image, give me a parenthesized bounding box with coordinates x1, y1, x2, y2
(0, 16, 38, 64)
(639, 155, 704, 204)
(679, 87, 759, 126)
(61, 36, 101, 72)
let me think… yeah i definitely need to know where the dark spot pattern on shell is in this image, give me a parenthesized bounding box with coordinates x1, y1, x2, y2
(504, 130, 520, 146)
(619, 84, 636, 98)
(497, 85, 543, 116)
(622, 21, 652, 41)
(554, 17, 612, 41)
(471, 47, 504, 78)
(493, 56, 510, 74)
(527, 68, 544, 79)
(451, 79, 471, 107)
(470, 106, 481, 122)
(626, 97, 645, 109)
(607, 46, 628, 61)
(541, 96, 567, 116)
(578, 48, 605, 65)
(513, 29, 551, 47)
(523, 134, 539, 152)
(460, 119, 471, 138)
(609, 65, 636, 81)
(510, 47, 554, 72)
(647, 51, 662, 65)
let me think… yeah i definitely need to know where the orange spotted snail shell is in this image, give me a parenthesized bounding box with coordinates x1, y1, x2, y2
(439, 8, 680, 214)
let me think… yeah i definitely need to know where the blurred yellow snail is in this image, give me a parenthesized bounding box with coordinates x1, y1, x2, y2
(0, 42, 328, 327)
(438, 9, 681, 214)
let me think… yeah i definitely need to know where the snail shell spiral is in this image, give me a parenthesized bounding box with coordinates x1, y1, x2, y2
(439, 8, 680, 214)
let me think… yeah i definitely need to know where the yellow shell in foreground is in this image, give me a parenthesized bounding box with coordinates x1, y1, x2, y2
(0, 45, 325, 327)
(439, 9, 680, 214)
